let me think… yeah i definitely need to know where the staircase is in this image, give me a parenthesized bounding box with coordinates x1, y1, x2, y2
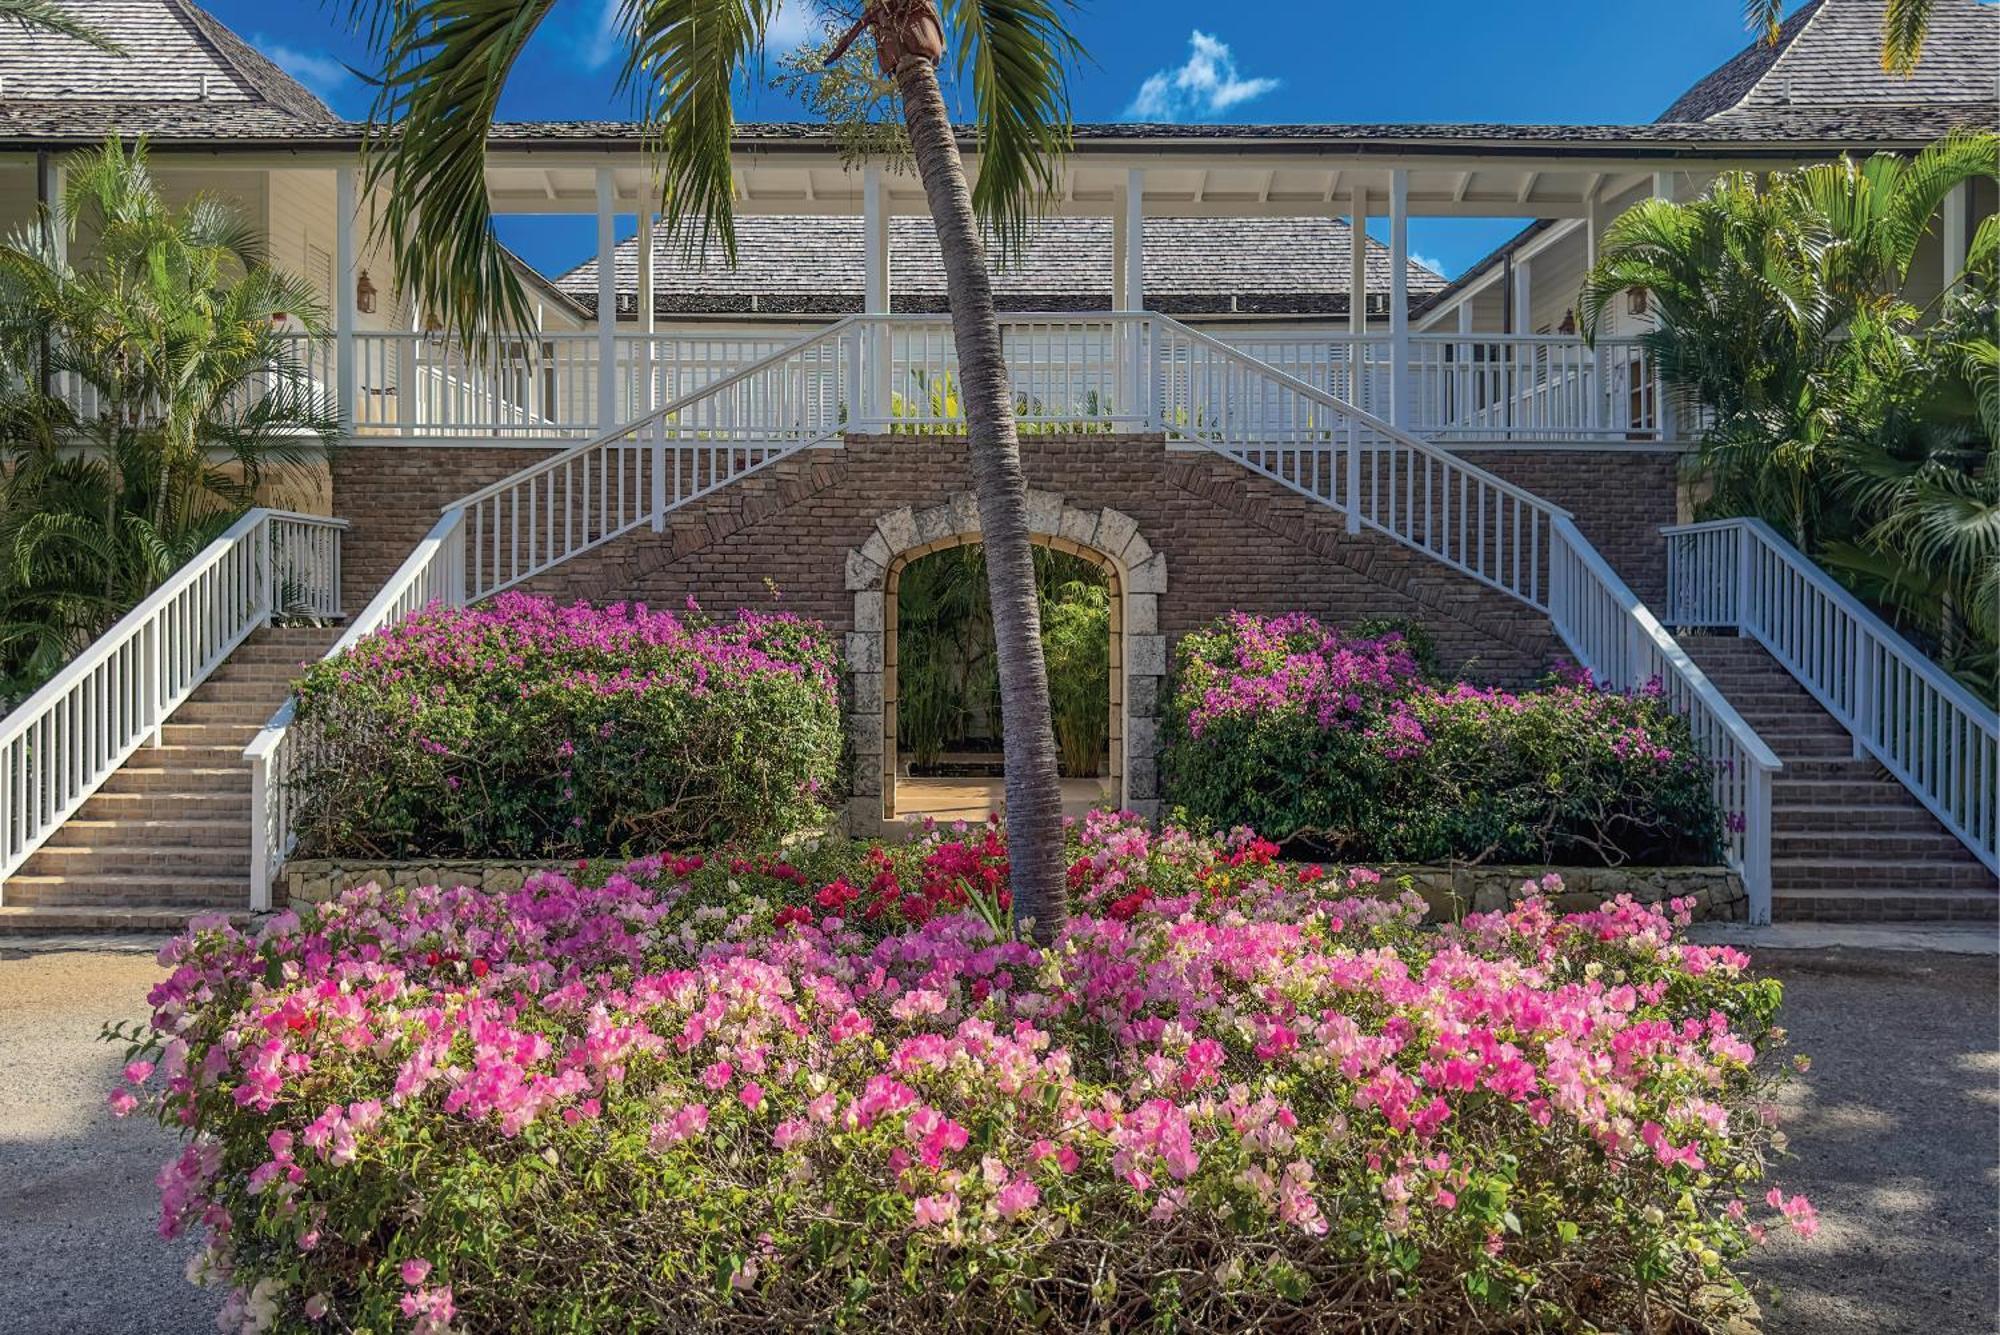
(1685, 635, 1996, 922)
(0, 625, 337, 936)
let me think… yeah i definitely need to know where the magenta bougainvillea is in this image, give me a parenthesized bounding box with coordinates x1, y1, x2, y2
(113, 814, 1805, 1332)
(1162, 612, 1723, 865)
(287, 594, 842, 859)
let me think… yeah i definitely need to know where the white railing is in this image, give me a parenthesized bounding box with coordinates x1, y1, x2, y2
(243, 511, 465, 907)
(1215, 333, 1663, 443)
(868, 315, 1149, 432)
(1666, 517, 1998, 876)
(1148, 319, 1779, 919)
(0, 509, 346, 901)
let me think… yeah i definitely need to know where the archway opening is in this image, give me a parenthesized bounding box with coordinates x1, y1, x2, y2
(884, 537, 1121, 823)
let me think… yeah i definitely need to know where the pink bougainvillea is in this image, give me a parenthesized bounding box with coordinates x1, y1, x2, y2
(114, 813, 1804, 1331)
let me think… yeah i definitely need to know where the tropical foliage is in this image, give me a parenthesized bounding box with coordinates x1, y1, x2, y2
(0, 138, 335, 703)
(1746, 0, 1937, 73)
(1162, 613, 1723, 867)
(343, 0, 1087, 933)
(115, 814, 1811, 1332)
(287, 594, 842, 860)
(897, 545, 1109, 776)
(0, 0, 121, 49)
(1582, 132, 1999, 690)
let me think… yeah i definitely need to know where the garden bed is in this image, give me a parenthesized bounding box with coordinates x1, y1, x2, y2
(114, 814, 1813, 1332)
(281, 854, 1746, 921)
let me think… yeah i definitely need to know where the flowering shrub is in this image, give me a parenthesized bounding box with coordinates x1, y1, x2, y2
(288, 594, 841, 859)
(116, 814, 1811, 1332)
(1162, 612, 1724, 866)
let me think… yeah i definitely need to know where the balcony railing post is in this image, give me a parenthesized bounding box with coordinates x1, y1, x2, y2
(1733, 521, 1755, 634)
(650, 412, 667, 533)
(1744, 763, 1773, 925)
(143, 616, 163, 749)
(1344, 418, 1361, 535)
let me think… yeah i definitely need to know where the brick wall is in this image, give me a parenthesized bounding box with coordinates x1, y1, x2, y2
(1469, 449, 1683, 605)
(330, 438, 1685, 682)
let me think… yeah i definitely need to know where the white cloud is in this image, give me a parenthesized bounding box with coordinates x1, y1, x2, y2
(1124, 31, 1279, 122)
(1411, 252, 1449, 277)
(586, 0, 817, 69)
(259, 40, 352, 100)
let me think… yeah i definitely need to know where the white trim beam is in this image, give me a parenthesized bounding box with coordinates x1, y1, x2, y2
(1389, 169, 1409, 427)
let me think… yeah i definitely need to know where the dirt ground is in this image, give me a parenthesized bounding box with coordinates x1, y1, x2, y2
(0, 941, 1992, 1334)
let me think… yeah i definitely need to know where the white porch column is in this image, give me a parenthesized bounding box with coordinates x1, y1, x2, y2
(1510, 255, 1532, 334)
(862, 165, 891, 426)
(334, 166, 359, 438)
(1388, 169, 1409, 429)
(1347, 185, 1368, 426)
(1122, 168, 1145, 424)
(1942, 182, 1969, 295)
(1652, 172, 1676, 441)
(635, 205, 656, 413)
(1111, 187, 1128, 311)
(595, 168, 618, 434)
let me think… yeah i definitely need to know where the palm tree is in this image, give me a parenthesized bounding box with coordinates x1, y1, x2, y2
(0, 0, 121, 49)
(346, 0, 1081, 933)
(0, 138, 337, 700)
(1580, 130, 1996, 548)
(1746, 0, 1934, 74)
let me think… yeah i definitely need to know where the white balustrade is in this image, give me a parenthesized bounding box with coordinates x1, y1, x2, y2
(1667, 517, 1999, 876)
(0, 509, 346, 901)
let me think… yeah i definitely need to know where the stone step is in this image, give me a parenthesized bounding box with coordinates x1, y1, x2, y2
(1, 874, 251, 908)
(41, 818, 247, 848)
(98, 765, 249, 795)
(172, 699, 292, 725)
(19, 841, 249, 879)
(1771, 778, 1917, 804)
(1772, 887, 1998, 923)
(0, 903, 250, 936)
(159, 722, 263, 748)
(1771, 858, 1997, 892)
(75, 789, 252, 821)
(1773, 803, 1955, 832)
(1771, 831, 1982, 861)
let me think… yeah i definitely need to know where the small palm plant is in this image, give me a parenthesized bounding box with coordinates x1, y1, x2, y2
(346, 0, 1083, 931)
(1746, 0, 1937, 73)
(0, 137, 336, 700)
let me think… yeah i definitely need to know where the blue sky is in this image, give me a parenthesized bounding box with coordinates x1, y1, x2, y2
(202, 0, 1806, 281)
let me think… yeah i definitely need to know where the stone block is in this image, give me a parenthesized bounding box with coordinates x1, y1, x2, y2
(1058, 504, 1098, 547)
(844, 631, 883, 672)
(852, 591, 884, 634)
(850, 671, 884, 715)
(1094, 508, 1139, 560)
(1126, 553, 1168, 594)
(859, 530, 893, 568)
(1118, 531, 1153, 568)
(914, 503, 957, 545)
(1126, 713, 1159, 759)
(1125, 753, 1158, 801)
(845, 549, 886, 591)
(1124, 592, 1158, 635)
(949, 492, 983, 534)
(1025, 488, 1064, 534)
(1125, 673, 1159, 718)
(847, 714, 883, 756)
(1126, 634, 1168, 677)
(875, 505, 920, 553)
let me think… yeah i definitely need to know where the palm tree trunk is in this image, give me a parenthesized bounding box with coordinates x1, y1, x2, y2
(893, 53, 1067, 937)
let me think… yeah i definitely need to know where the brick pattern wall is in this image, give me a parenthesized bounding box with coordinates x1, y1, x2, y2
(1468, 450, 1683, 605)
(329, 439, 1683, 681)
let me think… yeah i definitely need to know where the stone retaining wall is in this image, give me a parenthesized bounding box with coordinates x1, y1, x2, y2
(1377, 863, 1747, 923)
(283, 857, 1744, 922)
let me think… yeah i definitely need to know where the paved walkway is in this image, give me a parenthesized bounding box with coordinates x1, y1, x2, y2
(0, 935, 1991, 1333)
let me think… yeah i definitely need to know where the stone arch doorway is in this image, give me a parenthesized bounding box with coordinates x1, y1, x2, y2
(843, 492, 1167, 833)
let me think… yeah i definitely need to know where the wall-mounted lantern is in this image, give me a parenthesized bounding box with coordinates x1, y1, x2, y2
(356, 269, 378, 315)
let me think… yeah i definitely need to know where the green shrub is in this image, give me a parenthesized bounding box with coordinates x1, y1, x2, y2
(1162, 612, 1723, 865)
(287, 593, 841, 859)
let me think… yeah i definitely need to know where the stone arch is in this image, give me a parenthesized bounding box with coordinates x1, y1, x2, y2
(843, 491, 1167, 833)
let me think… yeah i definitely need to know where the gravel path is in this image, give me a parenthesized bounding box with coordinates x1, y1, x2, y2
(1743, 948, 1998, 1335)
(0, 941, 1991, 1334)
(0, 947, 220, 1334)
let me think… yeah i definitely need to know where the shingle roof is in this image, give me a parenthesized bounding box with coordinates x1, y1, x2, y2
(555, 215, 1446, 319)
(1661, 0, 1999, 123)
(0, 0, 333, 125)
(1417, 0, 2000, 320)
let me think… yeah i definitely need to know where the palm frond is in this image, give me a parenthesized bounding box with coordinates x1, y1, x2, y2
(622, 0, 778, 265)
(346, 0, 559, 352)
(0, 0, 124, 51)
(1880, 0, 1934, 73)
(1743, 0, 1785, 46)
(941, 0, 1079, 260)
